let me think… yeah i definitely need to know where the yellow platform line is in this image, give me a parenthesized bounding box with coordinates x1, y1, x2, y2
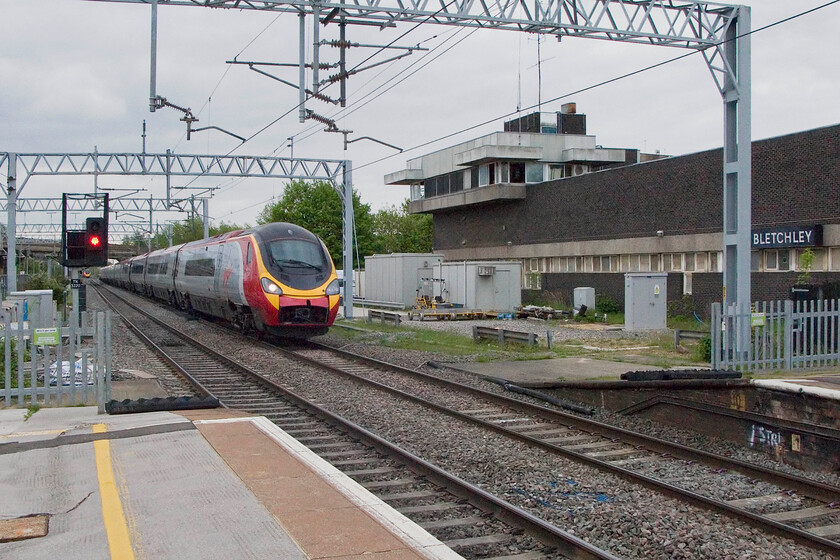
(93, 424, 135, 560)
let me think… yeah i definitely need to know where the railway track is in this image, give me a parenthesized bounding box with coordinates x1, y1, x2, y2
(94, 283, 618, 560)
(275, 341, 840, 556)
(95, 282, 840, 556)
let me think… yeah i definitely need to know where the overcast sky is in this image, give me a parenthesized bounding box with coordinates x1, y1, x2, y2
(2, 0, 839, 239)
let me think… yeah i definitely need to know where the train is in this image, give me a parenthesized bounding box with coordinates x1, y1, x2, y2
(99, 222, 341, 337)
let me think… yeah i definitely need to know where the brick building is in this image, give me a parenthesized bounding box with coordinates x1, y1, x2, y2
(385, 107, 840, 318)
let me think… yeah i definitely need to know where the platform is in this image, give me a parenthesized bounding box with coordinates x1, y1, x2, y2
(0, 407, 462, 560)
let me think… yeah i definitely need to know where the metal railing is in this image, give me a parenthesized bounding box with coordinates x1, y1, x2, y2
(367, 309, 402, 327)
(473, 326, 538, 346)
(1, 307, 112, 412)
(711, 299, 840, 371)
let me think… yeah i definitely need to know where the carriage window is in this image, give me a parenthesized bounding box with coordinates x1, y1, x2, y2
(246, 243, 252, 264)
(185, 258, 215, 277)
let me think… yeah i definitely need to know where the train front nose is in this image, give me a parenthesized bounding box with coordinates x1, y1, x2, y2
(278, 297, 330, 324)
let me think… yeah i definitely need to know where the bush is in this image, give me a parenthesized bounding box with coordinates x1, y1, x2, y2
(693, 335, 712, 363)
(595, 295, 621, 314)
(24, 272, 68, 306)
(668, 294, 696, 319)
(522, 289, 571, 310)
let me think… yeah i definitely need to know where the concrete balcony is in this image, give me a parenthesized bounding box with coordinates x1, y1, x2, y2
(408, 183, 527, 214)
(384, 168, 424, 185)
(453, 145, 543, 167)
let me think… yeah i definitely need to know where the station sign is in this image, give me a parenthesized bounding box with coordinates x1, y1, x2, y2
(71, 279, 83, 289)
(752, 225, 822, 249)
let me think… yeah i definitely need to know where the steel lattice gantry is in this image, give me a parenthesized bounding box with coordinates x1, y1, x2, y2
(1, 151, 356, 316)
(64, 1, 753, 339)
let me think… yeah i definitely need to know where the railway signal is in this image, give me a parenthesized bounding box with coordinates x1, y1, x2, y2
(61, 193, 109, 268)
(84, 217, 108, 266)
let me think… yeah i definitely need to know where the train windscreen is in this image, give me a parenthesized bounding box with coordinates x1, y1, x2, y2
(264, 239, 329, 273)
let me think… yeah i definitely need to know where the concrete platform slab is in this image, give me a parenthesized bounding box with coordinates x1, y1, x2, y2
(0, 408, 463, 560)
(451, 356, 654, 384)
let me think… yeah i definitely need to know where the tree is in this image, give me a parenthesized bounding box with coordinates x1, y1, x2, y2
(122, 219, 247, 253)
(372, 200, 433, 254)
(258, 180, 376, 268)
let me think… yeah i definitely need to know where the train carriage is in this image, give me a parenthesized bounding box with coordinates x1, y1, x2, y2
(100, 222, 340, 338)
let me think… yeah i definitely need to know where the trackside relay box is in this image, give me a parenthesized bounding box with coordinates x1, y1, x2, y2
(624, 273, 667, 331)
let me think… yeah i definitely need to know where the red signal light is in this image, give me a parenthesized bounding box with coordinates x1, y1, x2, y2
(89, 235, 101, 247)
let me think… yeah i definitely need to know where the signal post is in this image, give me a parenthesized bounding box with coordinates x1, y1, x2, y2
(61, 193, 109, 325)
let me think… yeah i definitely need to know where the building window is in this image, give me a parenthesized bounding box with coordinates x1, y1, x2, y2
(696, 252, 707, 272)
(584, 256, 594, 272)
(650, 254, 661, 272)
(671, 254, 683, 271)
(529, 258, 539, 272)
(830, 248, 840, 271)
(499, 163, 509, 184)
(575, 256, 583, 271)
(798, 248, 826, 271)
(765, 249, 790, 271)
(620, 255, 629, 271)
(610, 256, 619, 272)
(629, 255, 640, 272)
(510, 163, 525, 183)
(685, 253, 695, 272)
(479, 165, 489, 186)
(488, 163, 496, 185)
(639, 254, 651, 272)
(710, 252, 719, 272)
(592, 257, 601, 272)
(525, 163, 544, 183)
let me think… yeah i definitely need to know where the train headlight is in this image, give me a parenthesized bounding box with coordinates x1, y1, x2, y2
(260, 277, 283, 295)
(325, 279, 340, 296)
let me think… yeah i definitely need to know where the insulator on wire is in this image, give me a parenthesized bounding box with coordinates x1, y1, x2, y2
(327, 40, 356, 48)
(306, 90, 339, 105)
(305, 110, 337, 129)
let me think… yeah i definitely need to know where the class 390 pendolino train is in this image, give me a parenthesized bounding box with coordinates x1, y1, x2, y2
(100, 222, 341, 338)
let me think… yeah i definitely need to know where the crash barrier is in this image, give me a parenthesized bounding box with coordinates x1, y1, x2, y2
(473, 326, 538, 346)
(355, 298, 405, 310)
(674, 329, 706, 348)
(1, 307, 112, 412)
(367, 309, 401, 327)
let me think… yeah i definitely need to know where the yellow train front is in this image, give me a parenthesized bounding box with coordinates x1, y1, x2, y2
(171, 222, 341, 338)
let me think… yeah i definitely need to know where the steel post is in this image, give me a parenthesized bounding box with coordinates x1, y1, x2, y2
(342, 160, 354, 318)
(721, 7, 751, 356)
(299, 12, 306, 122)
(6, 154, 17, 293)
(150, 0, 158, 111)
(312, 3, 320, 94)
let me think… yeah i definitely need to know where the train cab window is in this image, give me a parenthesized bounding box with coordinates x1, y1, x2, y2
(265, 239, 328, 271)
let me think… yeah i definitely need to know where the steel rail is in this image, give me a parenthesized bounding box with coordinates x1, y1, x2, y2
(271, 340, 840, 556)
(94, 283, 620, 560)
(308, 340, 840, 503)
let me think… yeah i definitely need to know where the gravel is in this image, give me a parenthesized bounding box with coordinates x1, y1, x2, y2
(89, 286, 839, 560)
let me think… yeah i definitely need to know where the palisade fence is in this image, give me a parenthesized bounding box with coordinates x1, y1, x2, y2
(711, 299, 840, 371)
(1, 305, 112, 412)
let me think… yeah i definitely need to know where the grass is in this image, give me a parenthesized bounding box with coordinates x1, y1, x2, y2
(24, 404, 40, 421)
(331, 317, 712, 369)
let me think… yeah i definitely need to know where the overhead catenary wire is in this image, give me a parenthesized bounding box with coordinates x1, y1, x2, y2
(214, 0, 839, 222)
